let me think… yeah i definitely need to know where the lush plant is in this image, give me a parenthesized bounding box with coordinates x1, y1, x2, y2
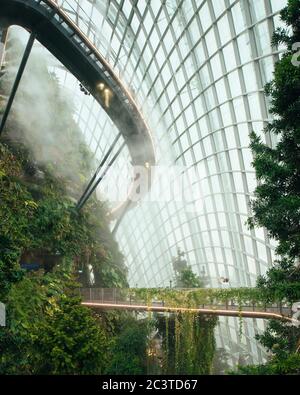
(0, 139, 130, 374)
(147, 259, 218, 375)
(256, 258, 300, 303)
(130, 286, 279, 307)
(105, 317, 150, 375)
(0, 270, 112, 374)
(232, 354, 300, 375)
(32, 296, 111, 374)
(175, 267, 205, 288)
(156, 313, 216, 375)
(0, 36, 130, 374)
(0, 144, 34, 300)
(1, 29, 128, 288)
(0, 139, 127, 297)
(247, 0, 300, 260)
(234, 0, 300, 375)
(172, 248, 206, 288)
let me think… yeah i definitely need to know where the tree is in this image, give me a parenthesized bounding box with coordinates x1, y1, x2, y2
(172, 247, 188, 275)
(105, 318, 150, 375)
(212, 348, 231, 375)
(172, 248, 206, 288)
(234, 0, 300, 375)
(175, 267, 205, 288)
(32, 296, 111, 374)
(256, 258, 300, 302)
(247, 0, 300, 261)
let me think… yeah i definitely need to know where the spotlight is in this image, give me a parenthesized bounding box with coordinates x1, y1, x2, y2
(98, 82, 105, 91)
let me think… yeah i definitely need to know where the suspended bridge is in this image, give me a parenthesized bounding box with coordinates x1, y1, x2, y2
(78, 288, 300, 324)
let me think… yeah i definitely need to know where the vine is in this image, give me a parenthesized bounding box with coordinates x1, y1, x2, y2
(165, 313, 169, 374)
(237, 293, 243, 339)
(131, 286, 286, 308)
(174, 314, 180, 372)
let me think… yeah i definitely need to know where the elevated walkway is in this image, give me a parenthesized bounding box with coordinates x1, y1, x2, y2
(78, 288, 297, 323)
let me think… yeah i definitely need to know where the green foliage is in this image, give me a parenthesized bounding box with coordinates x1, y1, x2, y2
(0, 47, 129, 374)
(105, 318, 150, 375)
(232, 316, 300, 375)
(0, 240, 24, 302)
(175, 267, 205, 288)
(156, 313, 217, 375)
(0, 145, 33, 300)
(172, 248, 206, 288)
(0, 138, 127, 297)
(32, 296, 110, 374)
(0, 272, 111, 374)
(256, 258, 300, 303)
(235, 1, 300, 375)
(232, 353, 300, 375)
(150, 265, 217, 375)
(271, 0, 300, 49)
(0, 140, 130, 373)
(247, 0, 300, 260)
(255, 319, 300, 360)
(131, 286, 276, 307)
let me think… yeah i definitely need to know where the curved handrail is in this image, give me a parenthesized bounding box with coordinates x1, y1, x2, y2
(78, 287, 298, 323)
(81, 301, 294, 322)
(0, 0, 156, 219)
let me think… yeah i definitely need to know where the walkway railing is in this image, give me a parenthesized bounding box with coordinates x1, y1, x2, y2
(78, 288, 296, 323)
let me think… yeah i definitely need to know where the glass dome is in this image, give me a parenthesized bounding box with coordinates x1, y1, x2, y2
(2, 0, 288, 366)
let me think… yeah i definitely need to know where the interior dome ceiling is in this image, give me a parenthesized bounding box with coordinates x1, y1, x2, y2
(4, 0, 288, 367)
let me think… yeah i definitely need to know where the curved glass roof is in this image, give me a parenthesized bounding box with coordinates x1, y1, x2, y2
(85, 0, 286, 365)
(5, 0, 288, 366)
(51, 0, 286, 288)
(94, 0, 286, 288)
